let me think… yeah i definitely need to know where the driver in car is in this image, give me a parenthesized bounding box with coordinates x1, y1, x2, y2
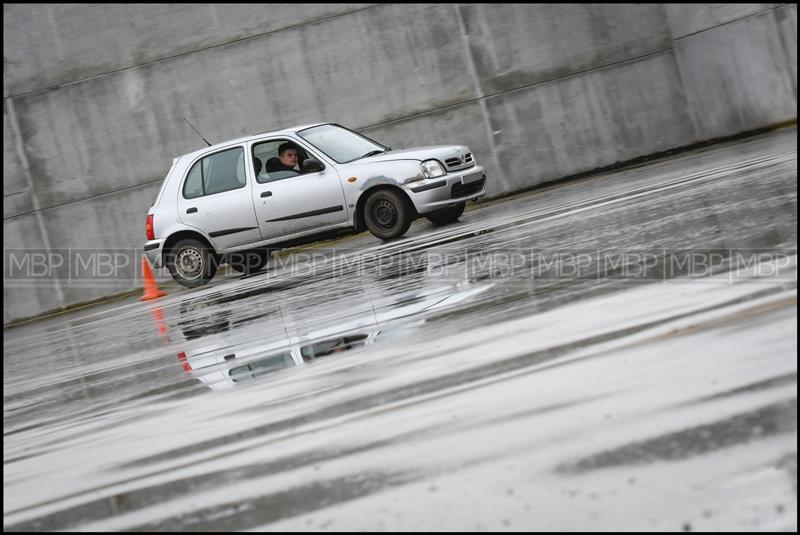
(268, 142, 301, 173)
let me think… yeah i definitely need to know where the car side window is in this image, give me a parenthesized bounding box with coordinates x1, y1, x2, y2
(252, 139, 320, 184)
(183, 147, 246, 199)
(228, 351, 295, 383)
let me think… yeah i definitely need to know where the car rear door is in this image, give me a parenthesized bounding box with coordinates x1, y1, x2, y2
(177, 145, 262, 250)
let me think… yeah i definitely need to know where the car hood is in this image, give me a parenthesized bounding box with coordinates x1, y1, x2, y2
(360, 145, 469, 163)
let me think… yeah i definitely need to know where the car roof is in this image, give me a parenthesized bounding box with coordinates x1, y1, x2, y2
(177, 122, 330, 162)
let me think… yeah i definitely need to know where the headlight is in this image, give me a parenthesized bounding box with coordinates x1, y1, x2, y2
(420, 159, 446, 179)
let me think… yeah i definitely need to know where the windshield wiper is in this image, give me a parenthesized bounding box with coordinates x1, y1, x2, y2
(344, 148, 391, 163)
(358, 149, 386, 160)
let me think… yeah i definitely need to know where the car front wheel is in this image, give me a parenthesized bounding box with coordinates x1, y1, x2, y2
(363, 189, 413, 240)
(425, 202, 465, 226)
(166, 238, 217, 288)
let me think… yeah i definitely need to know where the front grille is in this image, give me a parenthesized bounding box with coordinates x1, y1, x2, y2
(451, 177, 485, 199)
(445, 153, 474, 171)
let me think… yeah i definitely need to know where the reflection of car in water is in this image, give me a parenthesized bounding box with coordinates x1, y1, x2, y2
(184, 330, 381, 389)
(301, 333, 372, 359)
(229, 332, 378, 383)
(228, 351, 295, 383)
(170, 283, 493, 390)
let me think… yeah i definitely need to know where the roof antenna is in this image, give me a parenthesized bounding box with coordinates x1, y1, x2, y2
(184, 117, 212, 147)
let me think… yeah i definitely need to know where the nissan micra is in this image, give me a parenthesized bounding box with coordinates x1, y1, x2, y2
(144, 123, 486, 287)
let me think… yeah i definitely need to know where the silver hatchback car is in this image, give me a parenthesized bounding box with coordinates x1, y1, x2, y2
(144, 123, 486, 287)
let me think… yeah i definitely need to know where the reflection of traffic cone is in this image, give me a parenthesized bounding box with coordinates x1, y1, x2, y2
(140, 255, 166, 301)
(150, 306, 168, 339)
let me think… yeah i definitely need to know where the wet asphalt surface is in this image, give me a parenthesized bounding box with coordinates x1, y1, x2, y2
(3, 127, 797, 531)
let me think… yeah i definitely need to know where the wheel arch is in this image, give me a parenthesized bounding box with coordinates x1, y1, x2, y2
(354, 184, 417, 231)
(163, 230, 217, 262)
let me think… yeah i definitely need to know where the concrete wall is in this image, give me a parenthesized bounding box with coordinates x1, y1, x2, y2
(3, 3, 797, 324)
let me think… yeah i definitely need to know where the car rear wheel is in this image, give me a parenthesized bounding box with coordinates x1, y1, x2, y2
(166, 238, 217, 288)
(363, 189, 413, 240)
(425, 202, 465, 226)
(228, 248, 270, 275)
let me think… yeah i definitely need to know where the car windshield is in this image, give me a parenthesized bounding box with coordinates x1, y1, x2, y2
(298, 124, 388, 164)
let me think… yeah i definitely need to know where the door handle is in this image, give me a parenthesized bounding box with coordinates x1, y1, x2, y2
(260, 191, 273, 198)
(186, 207, 198, 214)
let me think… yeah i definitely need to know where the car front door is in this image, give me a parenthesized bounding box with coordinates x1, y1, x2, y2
(177, 145, 262, 250)
(250, 138, 348, 241)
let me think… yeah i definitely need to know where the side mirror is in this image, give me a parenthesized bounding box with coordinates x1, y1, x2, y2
(302, 158, 325, 173)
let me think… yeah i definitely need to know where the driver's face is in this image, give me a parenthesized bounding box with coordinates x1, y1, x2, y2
(279, 149, 298, 167)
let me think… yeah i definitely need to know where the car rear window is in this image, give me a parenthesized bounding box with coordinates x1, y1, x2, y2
(183, 147, 246, 198)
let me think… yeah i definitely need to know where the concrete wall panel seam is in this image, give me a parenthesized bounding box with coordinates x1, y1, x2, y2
(480, 48, 676, 101)
(357, 97, 485, 131)
(669, 44, 703, 139)
(453, 3, 510, 192)
(672, 5, 788, 40)
(3, 177, 167, 219)
(3, 209, 37, 222)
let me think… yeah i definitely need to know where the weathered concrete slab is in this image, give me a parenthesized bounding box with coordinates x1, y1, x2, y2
(13, 73, 190, 210)
(460, 4, 671, 96)
(675, 10, 797, 139)
(3, 103, 35, 217)
(484, 52, 697, 192)
(3, 4, 378, 96)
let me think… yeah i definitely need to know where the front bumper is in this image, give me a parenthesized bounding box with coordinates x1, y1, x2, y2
(144, 239, 165, 268)
(405, 166, 486, 214)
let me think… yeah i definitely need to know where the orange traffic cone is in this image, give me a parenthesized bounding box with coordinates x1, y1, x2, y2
(140, 255, 167, 301)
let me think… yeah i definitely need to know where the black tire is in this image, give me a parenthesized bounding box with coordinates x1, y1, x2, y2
(166, 238, 217, 288)
(363, 189, 413, 240)
(228, 248, 270, 275)
(425, 202, 465, 226)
